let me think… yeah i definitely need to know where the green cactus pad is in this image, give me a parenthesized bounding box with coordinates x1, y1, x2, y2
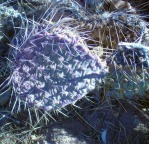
(105, 45, 149, 99)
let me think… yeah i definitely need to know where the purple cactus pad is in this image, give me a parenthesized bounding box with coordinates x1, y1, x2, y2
(11, 23, 108, 111)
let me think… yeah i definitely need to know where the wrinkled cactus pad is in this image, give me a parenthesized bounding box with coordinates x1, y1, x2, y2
(11, 23, 108, 111)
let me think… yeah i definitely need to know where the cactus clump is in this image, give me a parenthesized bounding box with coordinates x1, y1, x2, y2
(10, 20, 108, 111)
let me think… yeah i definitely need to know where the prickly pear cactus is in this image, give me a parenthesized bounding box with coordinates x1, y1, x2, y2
(10, 21, 108, 111)
(105, 42, 149, 99)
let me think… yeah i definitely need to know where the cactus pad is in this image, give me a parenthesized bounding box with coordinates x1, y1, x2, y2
(11, 23, 108, 111)
(105, 44, 149, 99)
